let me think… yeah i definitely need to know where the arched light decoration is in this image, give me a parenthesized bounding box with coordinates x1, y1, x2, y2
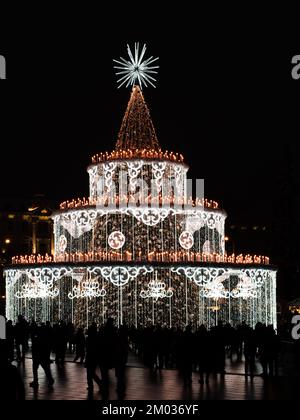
(108, 231, 126, 250)
(179, 231, 194, 250)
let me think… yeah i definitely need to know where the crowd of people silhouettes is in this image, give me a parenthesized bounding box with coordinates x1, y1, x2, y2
(1, 313, 299, 400)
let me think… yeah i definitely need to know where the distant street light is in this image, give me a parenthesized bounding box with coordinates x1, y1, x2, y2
(224, 236, 235, 254)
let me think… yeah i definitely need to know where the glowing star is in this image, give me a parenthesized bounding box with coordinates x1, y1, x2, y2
(113, 43, 159, 89)
(108, 231, 126, 250)
(179, 231, 194, 250)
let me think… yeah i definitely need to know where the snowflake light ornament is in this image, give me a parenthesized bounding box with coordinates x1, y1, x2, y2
(113, 42, 159, 89)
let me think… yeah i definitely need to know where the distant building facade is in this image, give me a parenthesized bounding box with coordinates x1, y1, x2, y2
(0, 195, 55, 313)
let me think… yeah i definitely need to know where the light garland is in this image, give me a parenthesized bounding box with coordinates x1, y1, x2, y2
(91, 149, 185, 164)
(59, 196, 219, 210)
(11, 252, 270, 265)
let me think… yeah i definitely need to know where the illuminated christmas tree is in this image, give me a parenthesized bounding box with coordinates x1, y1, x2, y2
(5, 44, 277, 329)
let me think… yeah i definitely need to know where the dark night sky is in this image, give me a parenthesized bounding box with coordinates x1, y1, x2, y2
(0, 8, 299, 226)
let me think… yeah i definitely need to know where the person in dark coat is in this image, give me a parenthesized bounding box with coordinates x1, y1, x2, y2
(98, 318, 117, 396)
(0, 339, 25, 400)
(244, 327, 257, 379)
(85, 323, 101, 392)
(6, 320, 15, 362)
(29, 324, 54, 388)
(14, 315, 28, 362)
(73, 327, 86, 363)
(114, 325, 129, 396)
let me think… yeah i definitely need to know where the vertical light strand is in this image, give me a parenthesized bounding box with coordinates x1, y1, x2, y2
(228, 275, 231, 324)
(132, 215, 135, 260)
(152, 298, 154, 326)
(135, 277, 138, 328)
(185, 274, 188, 326)
(71, 273, 74, 324)
(120, 284, 123, 326)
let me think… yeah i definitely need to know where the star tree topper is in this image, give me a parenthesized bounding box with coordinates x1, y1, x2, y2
(113, 42, 159, 89)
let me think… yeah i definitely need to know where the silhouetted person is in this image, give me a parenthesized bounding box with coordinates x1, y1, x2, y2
(115, 325, 129, 397)
(213, 323, 226, 374)
(85, 323, 101, 392)
(98, 318, 117, 397)
(6, 320, 15, 362)
(0, 339, 25, 400)
(265, 325, 280, 376)
(54, 321, 67, 366)
(244, 328, 256, 379)
(196, 325, 213, 384)
(66, 322, 75, 353)
(29, 325, 54, 389)
(179, 325, 194, 385)
(45, 321, 54, 363)
(73, 327, 85, 363)
(14, 315, 28, 362)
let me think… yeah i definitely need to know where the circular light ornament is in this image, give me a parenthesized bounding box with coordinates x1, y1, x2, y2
(108, 231, 126, 250)
(179, 231, 194, 250)
(58, 235, 67, 253)
(110, 267, 130, 286)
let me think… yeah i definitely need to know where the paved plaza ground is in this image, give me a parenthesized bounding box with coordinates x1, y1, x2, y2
(15, 348, 299, 400)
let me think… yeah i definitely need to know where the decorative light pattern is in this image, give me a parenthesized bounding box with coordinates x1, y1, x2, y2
(87, 265, 154, 287)
(140, 273, 173, 301)
(6, 264, 276, 329)
(113, 43, 159, 89)
(15, 282, 59, 299)
(179, 231, 194, 250)
(108, 231, 126, 250)
(59, 235, 67, 253)
(68, 280, 106, 300)
(54, 207, 225, 237)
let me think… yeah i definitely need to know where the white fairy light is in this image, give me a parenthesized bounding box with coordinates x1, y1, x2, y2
(113, 42, 159, 89)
